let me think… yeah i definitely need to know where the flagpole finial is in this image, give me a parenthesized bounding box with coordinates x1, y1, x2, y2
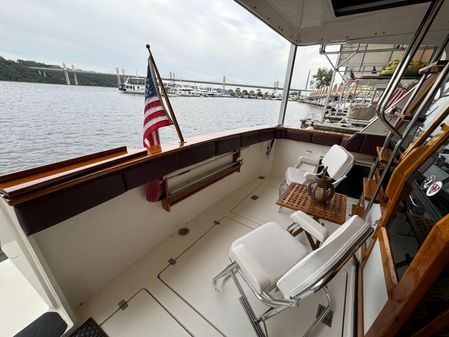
(146, 44, 151, 52)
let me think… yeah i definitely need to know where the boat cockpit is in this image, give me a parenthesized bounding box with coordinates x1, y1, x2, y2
(2, 1, 449, 336)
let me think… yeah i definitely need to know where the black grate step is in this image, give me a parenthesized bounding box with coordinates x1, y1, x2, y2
(70, 318, 108, 337)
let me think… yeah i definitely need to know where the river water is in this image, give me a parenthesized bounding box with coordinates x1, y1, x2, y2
(0, 81, 321, 175)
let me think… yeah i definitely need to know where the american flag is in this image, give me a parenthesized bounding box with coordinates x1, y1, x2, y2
(384, 87, 408, 113)
(349, 70, 357, 81)
(143, 56, 171, 148)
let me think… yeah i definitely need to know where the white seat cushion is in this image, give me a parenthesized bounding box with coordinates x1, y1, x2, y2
(321, 145, 354, 180)
(290, 210, 329, 242)
(230, 222, 308, 293)
(286, 163, 317, 185)
(276, 215, 370, 298)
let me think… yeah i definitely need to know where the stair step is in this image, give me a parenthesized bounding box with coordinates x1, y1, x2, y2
(351, 203, 365, 217)
(376, 146, 399, 166)
(418, 60, 448, 75)
(393, 111, 426, 123)
(363, 177, 384, 203)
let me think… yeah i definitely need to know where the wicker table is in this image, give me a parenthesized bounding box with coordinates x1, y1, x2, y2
(277, 183, 347, 246)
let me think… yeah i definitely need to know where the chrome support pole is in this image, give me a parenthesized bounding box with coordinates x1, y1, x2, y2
(376, 0, 444, 138)
(231, 270, 267, 337)
(323, 52, 345, 80)
(303, 287, 331, 337)
(259, 303, 290, 322)
(212, 261, 237, 291)
(278, 44, 297, 126)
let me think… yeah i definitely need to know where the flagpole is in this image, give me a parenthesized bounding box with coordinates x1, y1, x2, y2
(146, 44, 185, 145)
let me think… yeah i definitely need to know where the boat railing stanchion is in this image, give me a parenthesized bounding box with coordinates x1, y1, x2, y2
(376, 0, 444, 139)
(278, 44, 297, 126)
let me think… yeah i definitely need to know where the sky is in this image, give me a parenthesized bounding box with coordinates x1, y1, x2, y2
(0, 0, 336, 89)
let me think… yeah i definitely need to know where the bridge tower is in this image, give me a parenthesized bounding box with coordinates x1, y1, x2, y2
(222, 76, 226, 94)
(63, 63, 70, 85)
(71, 65, 79, 85)
(273, 80, 279, 95)
(116, 67, 121, 86)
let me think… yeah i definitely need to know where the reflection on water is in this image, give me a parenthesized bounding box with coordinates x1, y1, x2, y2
(0, 81, 320, 175)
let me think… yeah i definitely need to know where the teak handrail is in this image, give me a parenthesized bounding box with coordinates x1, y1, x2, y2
(0, 148, 148, 202)
(0, 125, 274, 206)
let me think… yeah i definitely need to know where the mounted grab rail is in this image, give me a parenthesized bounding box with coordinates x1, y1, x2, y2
(373, 32, 449, 170)
(376, 0, 444, 139)
(365, 60, 449, 218)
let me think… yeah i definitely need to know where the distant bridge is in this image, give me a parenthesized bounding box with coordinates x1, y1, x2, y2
(27, 65, 310, 94)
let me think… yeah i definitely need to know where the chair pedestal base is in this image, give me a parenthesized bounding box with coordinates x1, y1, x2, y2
(213, 263, 332, 337)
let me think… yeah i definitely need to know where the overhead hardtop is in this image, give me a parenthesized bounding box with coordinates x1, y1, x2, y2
(234, 0, 449, 45)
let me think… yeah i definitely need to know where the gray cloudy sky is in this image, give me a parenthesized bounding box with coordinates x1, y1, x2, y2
(0, 0, 336, 88)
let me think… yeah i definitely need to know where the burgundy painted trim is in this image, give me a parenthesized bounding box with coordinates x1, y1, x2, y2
(123, 153, 179, 190)
(15, 173, 126, 236)
(7, 126, 384, 236)
(216, 136, 241, 155)
(286, 129, 313, 142)
(241, 131, 260, 147)
(178, 142, 216, 169)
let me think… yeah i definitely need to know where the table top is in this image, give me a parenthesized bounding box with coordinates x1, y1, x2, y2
(277, 183, 347, 225)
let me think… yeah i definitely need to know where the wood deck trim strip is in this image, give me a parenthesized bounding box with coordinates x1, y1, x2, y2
(0, 149, 148, 200)
(378, 227, 398, 298)
(0, 146, 129, 185)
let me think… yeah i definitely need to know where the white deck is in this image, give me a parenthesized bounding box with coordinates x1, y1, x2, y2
(0, 259, 49, 336)
(75, 177, 358, 337)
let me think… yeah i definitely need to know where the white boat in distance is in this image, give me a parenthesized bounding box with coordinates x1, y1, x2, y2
(1, 1, 449, 337)
(118, 77, 146, 94)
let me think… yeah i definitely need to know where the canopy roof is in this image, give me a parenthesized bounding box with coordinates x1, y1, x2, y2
(234, 0, 449, 46)
(332, 43, 436, 77)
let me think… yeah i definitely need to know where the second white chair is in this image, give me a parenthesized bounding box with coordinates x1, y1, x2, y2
(285, 144, 355, 187)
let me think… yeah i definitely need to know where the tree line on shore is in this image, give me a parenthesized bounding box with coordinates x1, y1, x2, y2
(0, 57, 117, 87)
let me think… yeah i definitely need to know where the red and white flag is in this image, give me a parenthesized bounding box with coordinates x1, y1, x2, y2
(384, 87, 408, 113)
(143, 55, 171, 202)
(143, 56, 171, 148)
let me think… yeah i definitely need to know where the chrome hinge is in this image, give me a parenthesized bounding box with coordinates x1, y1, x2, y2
(118, 299, 128, 311)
